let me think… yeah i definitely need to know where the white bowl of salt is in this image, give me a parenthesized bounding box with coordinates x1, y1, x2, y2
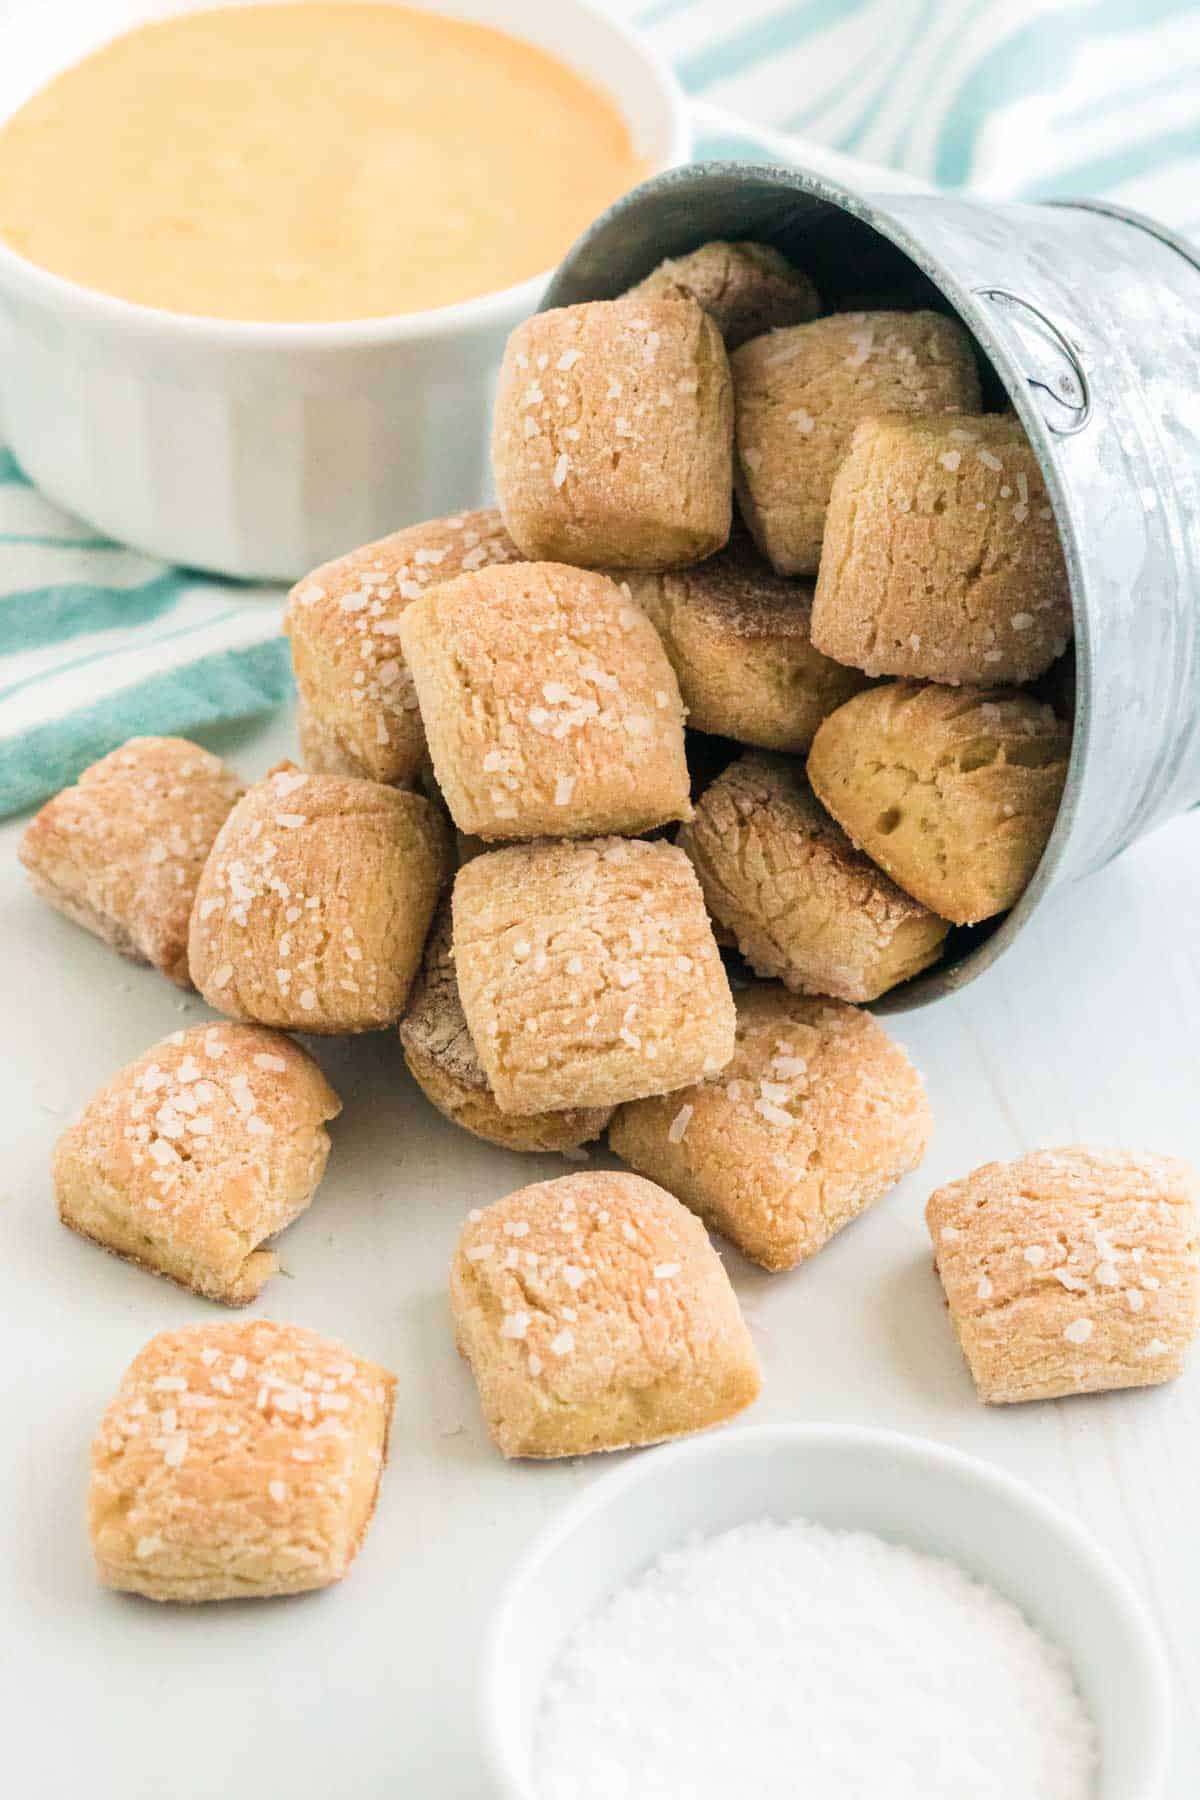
(482, 1424, 1170, 1800)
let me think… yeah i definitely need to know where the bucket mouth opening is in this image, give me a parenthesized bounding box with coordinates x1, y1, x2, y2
(543, 162, 1090, 1014)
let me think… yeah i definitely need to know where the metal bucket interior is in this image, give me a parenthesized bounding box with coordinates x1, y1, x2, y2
(543, 162, 1200, 1013)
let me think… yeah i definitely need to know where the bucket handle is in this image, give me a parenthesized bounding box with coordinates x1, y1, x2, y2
(973, 286, 1092, 437)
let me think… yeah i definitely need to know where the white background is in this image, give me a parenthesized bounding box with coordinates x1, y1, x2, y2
(1, 0, 1198, 1793)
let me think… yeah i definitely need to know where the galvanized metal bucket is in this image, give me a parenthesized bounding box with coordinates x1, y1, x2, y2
(543, 162, 1200, 1011)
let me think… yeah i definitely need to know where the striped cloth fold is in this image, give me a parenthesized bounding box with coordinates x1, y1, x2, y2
(4, 0, 1198, 815)
(639, 0, 1200, 235)
(0, 451, 290, 814)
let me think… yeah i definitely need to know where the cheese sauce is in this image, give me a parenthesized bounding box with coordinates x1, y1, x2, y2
(0, 4, 650, 320)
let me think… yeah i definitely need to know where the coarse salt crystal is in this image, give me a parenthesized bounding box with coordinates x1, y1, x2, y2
(1063, 1318, 1094, 1345)
(668, 1104, 693, 1144)
(845, 328, 874, 366)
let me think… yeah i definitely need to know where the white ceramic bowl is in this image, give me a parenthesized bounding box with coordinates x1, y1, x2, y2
(483, 1424, 1171, 1800)
(0, 0, 689, 580)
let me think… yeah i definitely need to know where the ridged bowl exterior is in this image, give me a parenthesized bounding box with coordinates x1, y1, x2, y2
(0, 297, 505, 578)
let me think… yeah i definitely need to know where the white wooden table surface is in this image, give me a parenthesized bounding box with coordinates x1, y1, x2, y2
(2, 703, 1197, 1798)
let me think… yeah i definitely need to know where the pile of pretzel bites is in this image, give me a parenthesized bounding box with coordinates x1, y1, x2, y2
(19, 242, 1196, 1606)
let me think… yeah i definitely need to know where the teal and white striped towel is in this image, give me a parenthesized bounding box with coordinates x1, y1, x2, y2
(0, 449, 290, 815)
(3, 0, 1199, 816)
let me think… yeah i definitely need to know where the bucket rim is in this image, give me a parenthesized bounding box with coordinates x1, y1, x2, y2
(1048, 196, 1200, 280)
